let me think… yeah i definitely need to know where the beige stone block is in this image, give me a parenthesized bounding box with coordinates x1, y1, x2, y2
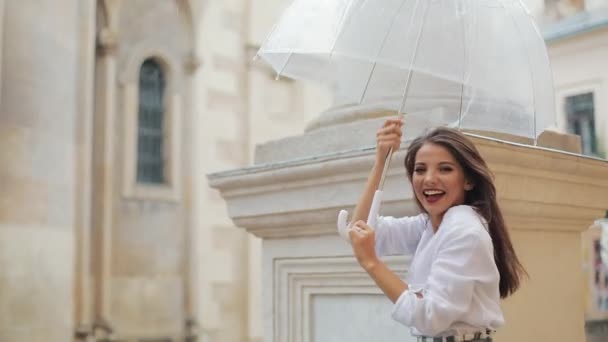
(111, 276, 184, 336)
(0, 225, 73, 336)
(222, 9, 243, 32)
(497, 230, 585, 341)
(538, 129, 582, 153)
(207, 89, 244, 113)
(111, 240, 183, 276)
(0, 177, 55, 227)
(213, 282, 245, 311)
(29, 328, 72, 342)
(0, 224, 73, 278)
(0, 124, 29, 177)
(0, 129, 74, 228)
(214, 311, 246, 342)
(213, 55, 245, 73)
(0, 328, 32, 342)
(212, 225, 247, 250)
(465, 129, 582, 154)
(216, 139, 247, 165)
(112, 204, 184, 276)
(28, 130, 74, 183)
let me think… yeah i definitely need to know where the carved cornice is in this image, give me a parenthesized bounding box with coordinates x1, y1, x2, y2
(209, 134, 608, 239)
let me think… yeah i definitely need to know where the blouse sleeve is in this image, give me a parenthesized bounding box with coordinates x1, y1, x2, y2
(390, 223, 496, 336)
(374, 214, 427, 257)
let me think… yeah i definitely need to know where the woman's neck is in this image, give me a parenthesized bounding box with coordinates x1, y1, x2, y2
(430, 214, 443, 233)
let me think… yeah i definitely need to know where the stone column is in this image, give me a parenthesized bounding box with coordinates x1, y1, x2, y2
(183, 51, 202, 342)
(73, 0, 97, 340)
(0, 0, 81, 341)
(91, 24, 118, 340)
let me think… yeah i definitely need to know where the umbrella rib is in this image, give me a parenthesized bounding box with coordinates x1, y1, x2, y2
(458, 1, 467, 131)
(379, 0, 429, 192)
(501, 0, 539, 145)
(253, 1, 297, 61)
(329, 0, 355, 57)
(396, 0, 429, 118)
(359, 0, 409, 104)
(276, 52, 293, 80)
(458, 0, 476, 130)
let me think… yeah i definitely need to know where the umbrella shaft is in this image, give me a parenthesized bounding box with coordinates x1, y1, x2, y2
(378, 147, 394, 191)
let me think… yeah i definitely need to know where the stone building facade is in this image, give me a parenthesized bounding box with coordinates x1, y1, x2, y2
(0, 0, 327, 341)
(1, 0, 607, 341)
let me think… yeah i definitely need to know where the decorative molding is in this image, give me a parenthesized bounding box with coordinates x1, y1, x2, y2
(547, 24, 608, 56)
(232, 201, 420, 239)
(209, 133, 608, 239)
(184, 50, 202, 75)
(97, 28, 119, 56)
(273, 256, 409, 342)
(119, 42, 183, 87)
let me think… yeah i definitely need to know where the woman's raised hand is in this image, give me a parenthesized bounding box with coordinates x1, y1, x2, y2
(376, 118, 403, 164)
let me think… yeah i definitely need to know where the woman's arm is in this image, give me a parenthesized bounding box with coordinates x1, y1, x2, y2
(364, 259, 413, 302)
(350, 220, 416, 302)
(351, 119, 402, 223)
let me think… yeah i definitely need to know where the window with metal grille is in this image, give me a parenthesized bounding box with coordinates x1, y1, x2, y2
(565, 92, 598, 157)
(137, 59, 166, 184)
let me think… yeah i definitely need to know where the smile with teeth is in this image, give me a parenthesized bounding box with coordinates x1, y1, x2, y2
(423, 190, 445, 196)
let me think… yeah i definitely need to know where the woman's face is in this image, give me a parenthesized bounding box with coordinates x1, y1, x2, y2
(412, 143, 472, 223)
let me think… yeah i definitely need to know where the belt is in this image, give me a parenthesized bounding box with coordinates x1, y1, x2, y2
(416, 329, 494, 342)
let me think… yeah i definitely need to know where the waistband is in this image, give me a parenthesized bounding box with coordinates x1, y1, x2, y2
(416, 329, 494, 342)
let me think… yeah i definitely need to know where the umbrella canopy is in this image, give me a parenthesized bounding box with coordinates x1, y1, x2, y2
(257, 0, 556, 140)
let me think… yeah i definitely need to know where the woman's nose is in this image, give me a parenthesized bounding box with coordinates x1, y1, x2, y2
(423, 170, 437, 185)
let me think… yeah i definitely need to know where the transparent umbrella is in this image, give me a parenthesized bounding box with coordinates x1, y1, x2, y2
(256, 0, 556, 239)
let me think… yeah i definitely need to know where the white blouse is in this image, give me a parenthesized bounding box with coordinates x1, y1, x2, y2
(375, 205, 504, 337)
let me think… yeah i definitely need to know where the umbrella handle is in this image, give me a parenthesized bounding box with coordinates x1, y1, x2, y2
(337, 190, 384, 243)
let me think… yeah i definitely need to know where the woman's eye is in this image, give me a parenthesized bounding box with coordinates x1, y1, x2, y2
(414, 168, 425, 174)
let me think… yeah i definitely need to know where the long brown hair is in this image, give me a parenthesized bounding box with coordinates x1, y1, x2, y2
(404, 127, 526, 298)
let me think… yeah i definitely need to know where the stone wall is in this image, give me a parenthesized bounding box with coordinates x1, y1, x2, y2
(0, 0, 83, 340)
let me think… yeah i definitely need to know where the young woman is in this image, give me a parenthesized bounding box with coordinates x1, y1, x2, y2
(348, 118, 527, 341)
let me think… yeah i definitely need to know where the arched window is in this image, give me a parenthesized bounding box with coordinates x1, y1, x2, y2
(137, 59, 166, 184)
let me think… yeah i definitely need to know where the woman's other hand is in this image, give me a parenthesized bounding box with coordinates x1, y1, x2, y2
(349, 220, 379, 271)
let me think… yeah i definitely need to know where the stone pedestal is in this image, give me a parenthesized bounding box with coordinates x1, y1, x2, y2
(210, 112, 608, 341)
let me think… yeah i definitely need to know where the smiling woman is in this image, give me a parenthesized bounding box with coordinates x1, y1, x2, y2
(347, 120, 527, 341)
(409, 142, 472, 230)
